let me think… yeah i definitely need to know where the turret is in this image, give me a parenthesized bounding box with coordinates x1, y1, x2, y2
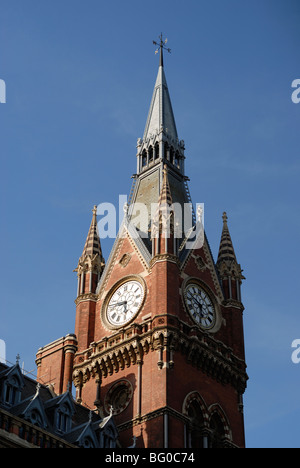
(74, 206, 105, 352)
(216, 212, 245, 302)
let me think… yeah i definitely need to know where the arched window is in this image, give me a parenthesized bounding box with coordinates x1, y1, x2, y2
(155, 142, 159, 159)
(148, 146, 153, 163)
(170, 146, 174, 164)
(164, 142, 169, 160)
(187, 400, 205, 448)
(209, 413, 226, 448)
(142, 149, 147, 168)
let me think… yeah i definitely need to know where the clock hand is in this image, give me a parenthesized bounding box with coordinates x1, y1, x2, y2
(122, 302, 128, 317)
(192, 297, 209, 320)
(109, 300, 128, 308)
(191, 296, 203, 311)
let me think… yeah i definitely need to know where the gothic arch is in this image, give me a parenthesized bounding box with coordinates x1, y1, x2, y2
(154, 141, 159, 159)
(182, 391, 209, 448)
(148, 145, 153, 162)
(208, 403, 232, 446)
(182, 391, 208, 420)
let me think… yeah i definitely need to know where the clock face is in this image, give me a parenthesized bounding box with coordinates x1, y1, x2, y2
(106, 280, 144, 327)
(184, 283, 216, 329)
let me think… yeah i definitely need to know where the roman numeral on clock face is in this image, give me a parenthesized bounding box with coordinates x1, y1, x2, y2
(106, 280, 145, 327)
(185, 283, 215, 330)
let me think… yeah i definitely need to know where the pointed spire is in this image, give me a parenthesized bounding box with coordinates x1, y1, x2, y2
(133, 37, 187, 241)
(143, 37, 177, 142)
(74, 205, 105, 296)
(217, 212, 245, 302)
(217, 212, 237, 265)
(81, 205, 103, 260)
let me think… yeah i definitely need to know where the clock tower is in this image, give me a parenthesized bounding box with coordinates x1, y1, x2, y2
(36, 38, 248, 448)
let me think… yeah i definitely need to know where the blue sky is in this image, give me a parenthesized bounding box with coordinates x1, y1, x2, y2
(1, 0, 300, 448)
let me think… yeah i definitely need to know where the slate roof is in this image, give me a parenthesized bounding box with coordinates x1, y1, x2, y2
(0, 362, 118, 448)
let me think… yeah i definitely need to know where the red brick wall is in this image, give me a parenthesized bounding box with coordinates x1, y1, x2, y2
(74, 236, 246, 448)
(36, 335, 77, 395)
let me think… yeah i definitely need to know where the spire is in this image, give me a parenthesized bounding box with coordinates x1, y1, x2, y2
(131, 36, 189, 247)
(81, 205, 103, 260)
(217, 212, 245, 302)
(217, 212, 237, 265)
(74, 205, 105, 296)
(143, 35, 177, 142)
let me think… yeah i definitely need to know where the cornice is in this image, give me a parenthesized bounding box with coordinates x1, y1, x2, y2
(72, 317, 248, 394)
(222, 299, 245, 311)
(149, 253, 180, 269)
(75, 292, 98, 305)
(117, 405, 189, 433)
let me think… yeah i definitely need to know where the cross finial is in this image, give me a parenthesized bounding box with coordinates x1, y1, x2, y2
(153, 33, 171, 67)
(222, 212, 228, 224)
(16, 353, 20, 364)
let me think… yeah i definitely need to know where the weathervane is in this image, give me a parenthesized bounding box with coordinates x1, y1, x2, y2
(153, 33, 171, 66)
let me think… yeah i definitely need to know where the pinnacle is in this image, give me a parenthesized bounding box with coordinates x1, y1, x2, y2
(151, 165, 174, 240)
(81, 205, 103, 260)
(158, 164, 173, 207)
(217, 212, 237, 265)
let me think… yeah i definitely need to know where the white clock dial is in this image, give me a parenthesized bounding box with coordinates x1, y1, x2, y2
(106, 280, 144, 326)
(185, 283, 215, 329)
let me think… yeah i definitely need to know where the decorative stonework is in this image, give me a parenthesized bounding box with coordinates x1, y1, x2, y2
(119, 253, 132, 268)
(104, 379, 133, 415)
(193, 255, 207, 272)
(149, 253, 180, 269)
(72, 317, 248, 397)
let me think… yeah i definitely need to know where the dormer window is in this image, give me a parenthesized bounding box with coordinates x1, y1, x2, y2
(30, 409, 43, 428)
(3, 376, 21, 406)
(82, 436, 95, 448)
(57, 403, 72, 433)
(102, 427, 116, 448)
